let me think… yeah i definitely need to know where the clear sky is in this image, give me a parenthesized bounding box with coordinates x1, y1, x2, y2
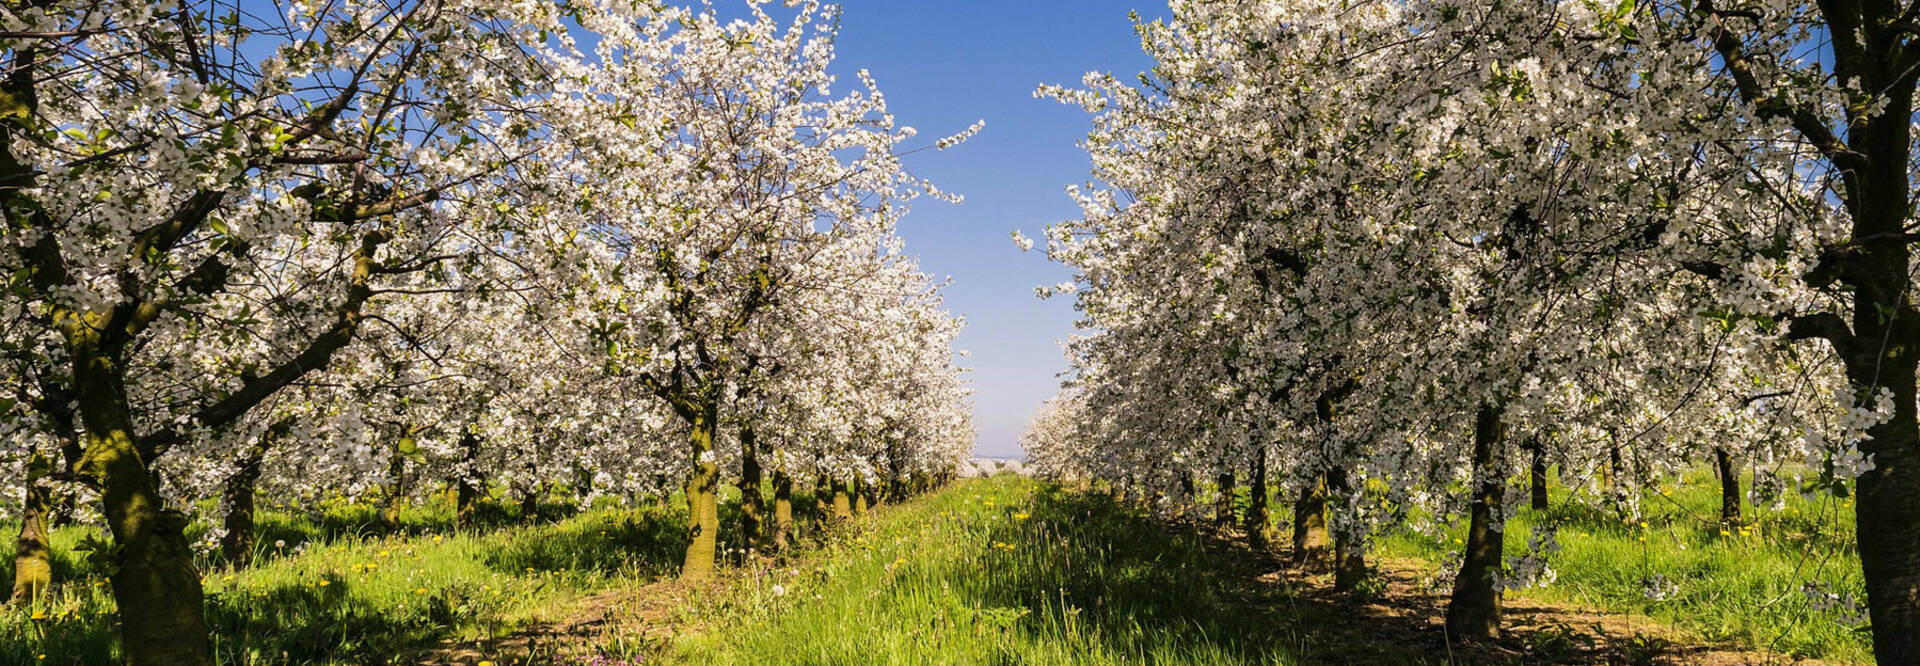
(821, 1, 1163, 459)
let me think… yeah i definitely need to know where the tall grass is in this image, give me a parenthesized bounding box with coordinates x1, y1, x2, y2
(0, 472, 1867, 664)
(1, 494, 699, 665)
(671, 476, 1435, 665)
(1378, 468, 1869, 662)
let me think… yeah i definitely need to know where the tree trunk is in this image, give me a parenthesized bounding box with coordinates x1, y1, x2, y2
(772, 468, 793, 551)
(1843, 270, 1920, 664)
(1446, 404, 1506, 640)
(1213, 471, 1235, 527)
(520, 485, 539, 523)
(853, 481, 870, 516)
(8, 450, 53, 604)
(680, 403, 722, 581)
(1528, 438, 1549, 511)
(218, 434, 273, 568)
(1291, 475, 1328, 568)
(739, 427, 764, 549)
(830, 479, 852, 522)
(1713, 447, 1740, 525)
(1245, 449, 1273, 551)
(1178, 472, 1196, 519)
(381, 430, 411, 530)
(454, 431, 482, 531)
(1328, 466, 1368, 592)
(72, 350, 214, 665)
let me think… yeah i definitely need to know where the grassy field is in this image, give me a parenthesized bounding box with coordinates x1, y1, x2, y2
(1, 492, 757, 665)
(668, 476, 1318, 665)
(1379, 469, 1868, 662)
(2, 473, 1868, 664)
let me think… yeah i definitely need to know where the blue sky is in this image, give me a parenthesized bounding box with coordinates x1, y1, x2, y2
(821, 1, 1162, 458)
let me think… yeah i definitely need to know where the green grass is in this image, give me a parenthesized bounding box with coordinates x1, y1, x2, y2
(0, 472, 1870, 664)
(1377, 469, 1869, 662)
(668, 476, 1434, 665)
(0, 491, 774, 665)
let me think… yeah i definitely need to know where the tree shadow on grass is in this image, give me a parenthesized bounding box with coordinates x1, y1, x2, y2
(956, 486, 1416, 664)
(481, 505, 691, 578)
(969, 486, 1757, 665)
(203, 573, 483, 665)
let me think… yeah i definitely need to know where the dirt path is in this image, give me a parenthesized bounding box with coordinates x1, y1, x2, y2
(415, 579, 709, 665)
(1188, 522, 1838, 665)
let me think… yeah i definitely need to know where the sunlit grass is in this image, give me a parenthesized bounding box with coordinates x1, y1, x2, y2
(0, 494, 694, 664)
(1377, 469, 1869, 662)
(0, 472, 1867, 664)
(669, 476, 1433, 665)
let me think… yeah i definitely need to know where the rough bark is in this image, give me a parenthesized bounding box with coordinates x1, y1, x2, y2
(1712, 11, 1920, 658)
(1328, 466, 1368, 592)
(1291, 475, 1329, 568)
(218, 433, 275, 568)
(1713, 447, 1740, 525)
(772, 468, 794, 551)
(8, 450, 53, 604)
(74, 349, 214, 665)
(830, 479, 852, 522)
(519, 485, 539, 523)
(1178, 472, 1196, 519)
(1446, 404, 1506, 640)
(453, 431, 483, 531)
(1245, 449, 1274, 551)
(1213, 471, 1235, 526)
(381, 430, 411, 530)
(1527, 437, 1548, 511)
(680, 403, 721, 580)
(739, 427, 764, 548)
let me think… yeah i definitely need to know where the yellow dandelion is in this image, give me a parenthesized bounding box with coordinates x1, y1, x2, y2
(414, 588, 429, 595)
(318, 580, 330, 587)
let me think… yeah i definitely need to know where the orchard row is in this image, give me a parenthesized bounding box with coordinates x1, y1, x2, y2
(1020, 0, 1919, 662)
(0, 1, 975, 664)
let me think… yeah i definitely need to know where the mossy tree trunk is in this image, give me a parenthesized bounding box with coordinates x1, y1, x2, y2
(219, 427, 281, 569)
(1446, 404, 1506, 640)
(680, 402, 722, 581)
(830, 479, 852, 522)
(72, 344, 214, 665)
(10, 383, 75, 606)
(8, 449, 53, 604)
(772, 467, 794, 551)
